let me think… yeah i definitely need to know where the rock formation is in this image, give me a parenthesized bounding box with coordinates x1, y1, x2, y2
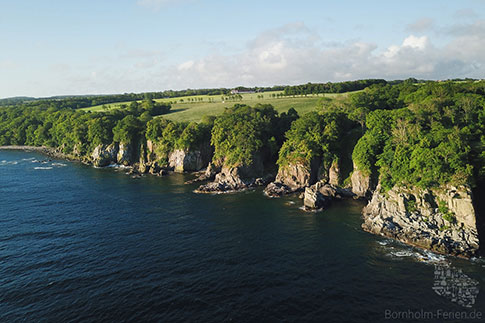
(195, 155, 273, 193)
(303, 180, 354, 210)
(351, 162, 374, 198)
(91, 144, 118, 167)
(168, 148, 211, 173)
(264, 158, 321, 197)
(362, 184, 479, 258)
(117, 142, 133, 166)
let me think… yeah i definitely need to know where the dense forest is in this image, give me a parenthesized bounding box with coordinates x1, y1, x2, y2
(1, 80, 484, 192)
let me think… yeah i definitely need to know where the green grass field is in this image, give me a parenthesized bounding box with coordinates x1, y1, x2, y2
(80, 91, 358, 123)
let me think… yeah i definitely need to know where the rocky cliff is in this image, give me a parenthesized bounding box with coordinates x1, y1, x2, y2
(91, 143, 119, 167)
(303, 181, 354, 210)
(195, 154, 273, 193)
(168, 147, 211, 173)
(351, 162, 375, 198)
(362, 184, 480, 258)
(264, 158, 322, 197)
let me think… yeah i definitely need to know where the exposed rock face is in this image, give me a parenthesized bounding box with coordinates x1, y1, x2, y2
(351, 163, 374, 198)
(91, 144, 118, 167)
(362, 184, 479, 258)
(303, 180, 354, 210)
(168, 148, 210, 173)
(195, 156, 273, 193)
(264, 159, 321, 197)
(185, 162, 220, 184)
(303, 185, 331, 210)
(328, 162, 340, 186)
(117, 142, 133, 166)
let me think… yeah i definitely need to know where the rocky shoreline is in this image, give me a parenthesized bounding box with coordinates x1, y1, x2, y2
(362, 184, 480, 258)
(1, 144, 481, 259)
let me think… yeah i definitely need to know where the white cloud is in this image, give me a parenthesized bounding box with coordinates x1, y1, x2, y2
(402, 35, 428, 50)
(14, 20, 484, 98)
(160, 23, 485, 89)
(178, 60, 194, 71)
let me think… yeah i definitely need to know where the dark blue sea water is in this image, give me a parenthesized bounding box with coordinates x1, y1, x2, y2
(1, 150, 484, 322)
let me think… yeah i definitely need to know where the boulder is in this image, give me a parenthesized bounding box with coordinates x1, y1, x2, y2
(303, 186, 331, 210)
(303, 181, 354, 210)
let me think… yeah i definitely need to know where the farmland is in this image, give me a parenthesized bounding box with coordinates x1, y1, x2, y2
(80, 91, 358, 122)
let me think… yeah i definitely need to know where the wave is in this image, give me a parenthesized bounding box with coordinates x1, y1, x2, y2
(51, 163, 67, 167)
(378, 240, 448, 265)
(106, 163, 132, 169)
(1, 160, 18, 165)
(34, 167, 53, 170)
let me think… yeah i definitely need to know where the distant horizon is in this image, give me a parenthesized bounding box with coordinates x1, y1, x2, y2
(1, 76, 483, 101)
(1, 0, 484, 98)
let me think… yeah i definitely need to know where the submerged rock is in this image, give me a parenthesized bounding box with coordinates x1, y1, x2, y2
(362, 184, 479, 258)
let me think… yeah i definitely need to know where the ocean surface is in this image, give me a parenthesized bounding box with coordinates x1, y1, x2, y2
(1, 149, 484, 322)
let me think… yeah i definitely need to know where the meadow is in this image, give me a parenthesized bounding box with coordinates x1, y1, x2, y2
(81, 91, 358, 123)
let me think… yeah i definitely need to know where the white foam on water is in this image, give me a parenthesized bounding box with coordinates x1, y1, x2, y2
(106, 163, 132, 169)
(377, 240, 392, 246)
(51, 163, 67, 167)
(1, 160, 18, 165)
(22, 157, 35, 161)
(390, 250, 416, 258)
(34, 167, 53, 170)
(385, 246, 449, 265)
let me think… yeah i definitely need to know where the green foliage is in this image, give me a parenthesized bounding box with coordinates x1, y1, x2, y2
(210, 104, 281, 167)
(405, 198, 417, 213)
(112, 115, 142, 144)
(351, 81, 485, 190)
(277, 111, 349, 168)
(438, 200, 457, 224)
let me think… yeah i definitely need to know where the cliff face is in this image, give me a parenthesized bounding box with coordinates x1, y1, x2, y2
(195, 154, 273, 193)
(91, 144, 118, 167)
(351, 163, 374, 198)
(145, 140, 212, 173)
(362, 184, 479, 258)
(117, 142, 134, 166)
(168, 146, 212, 173)
(264, 158, 322, 197)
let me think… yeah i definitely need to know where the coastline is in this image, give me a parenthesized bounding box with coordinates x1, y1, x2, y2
(0, 145, 79, 162)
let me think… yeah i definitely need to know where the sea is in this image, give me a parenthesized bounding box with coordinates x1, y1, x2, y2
(1, 149, 484, 322)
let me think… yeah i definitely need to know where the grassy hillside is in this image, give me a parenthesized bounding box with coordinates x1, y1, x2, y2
(81, 91, 359, 123)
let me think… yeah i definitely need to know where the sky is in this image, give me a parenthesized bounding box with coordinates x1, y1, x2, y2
(0, 0, 484, 98)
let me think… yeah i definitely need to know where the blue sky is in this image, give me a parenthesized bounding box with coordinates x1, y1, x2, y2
(0, 0, 484, 98)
